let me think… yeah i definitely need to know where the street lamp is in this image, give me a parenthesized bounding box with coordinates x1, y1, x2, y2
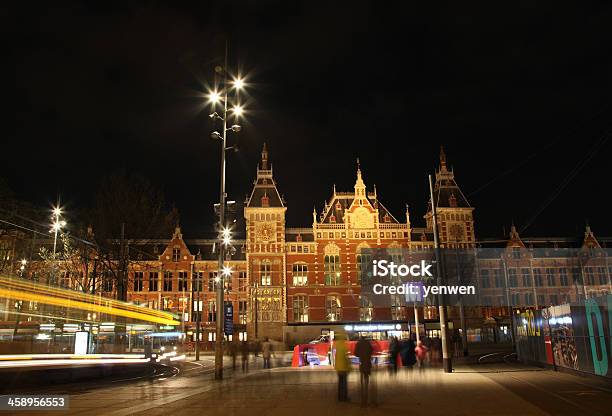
(49, 202, 66, 287)
(19, 259, 27, 278)
(206, 48, 248, 381)
(50, 204, 66, 259)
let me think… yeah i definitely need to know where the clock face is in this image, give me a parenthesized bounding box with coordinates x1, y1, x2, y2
(255, 222, 275, 242)
(353, 207, 374, 228)
(449, 223, 465, 241)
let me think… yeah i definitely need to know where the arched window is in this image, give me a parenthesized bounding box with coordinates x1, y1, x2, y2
(324, 255, 340, 285)
(324, 243, 341, 285)
(356, 242, 371, 284)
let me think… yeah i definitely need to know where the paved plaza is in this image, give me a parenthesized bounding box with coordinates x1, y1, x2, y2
(8, 355, 612, 416)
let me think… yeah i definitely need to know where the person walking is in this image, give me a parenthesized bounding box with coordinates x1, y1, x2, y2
(229, 339, 238, 370)
(400, 337, 417, 368)
(262, 337, 272, 369)
(415, 340, 428, 370)
(240, 340, 249, 372)
(333, 333, 351, 402)
(354, 336, 373, 407)
(389, 336, 400, 374)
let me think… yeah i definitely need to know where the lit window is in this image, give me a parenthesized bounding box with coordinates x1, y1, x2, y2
(292, 264, 308, 286)
(260, 261, 271, 286)
(324, 255, 341, 285)
(293, 295, 308, 322)
(326, 295, 342, 321)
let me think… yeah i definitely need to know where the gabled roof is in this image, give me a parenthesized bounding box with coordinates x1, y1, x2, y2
(246, 143, 285, 208)
(318, 164, 402, 225)
(433, 146, 471, 209)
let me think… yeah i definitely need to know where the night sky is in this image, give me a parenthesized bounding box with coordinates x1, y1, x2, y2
(3, 2, 612, 238)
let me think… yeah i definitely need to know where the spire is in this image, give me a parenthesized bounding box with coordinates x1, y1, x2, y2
(261, 142, 269, 170)
(585, 222, 592, 237)
(510, 221, 521, 240)
(354, 158, 366, 197)
(173, 226, 182, 239)
(440, 145, 447, 171)
(246, 143, 284, 208)
(583, 223, 601, 249)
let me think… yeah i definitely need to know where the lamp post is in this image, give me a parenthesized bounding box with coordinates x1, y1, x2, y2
(49, 203, 66, 287)
(51, 205, 66, 259)
(429, 174, 452, 373)
(454, 237, 468, 357)
(19, 259, 27, 278)
(207, 47, 246, 380)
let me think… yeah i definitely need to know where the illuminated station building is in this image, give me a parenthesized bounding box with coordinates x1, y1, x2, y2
(2, 146, 610, 350)
(119, 145, 482, 346)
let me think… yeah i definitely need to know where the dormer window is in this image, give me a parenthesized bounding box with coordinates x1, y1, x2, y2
(336, 202, 341, 210)
(449, 193, 457, 208)
(261, 193, 269, 207)
(172, 247, 180, 262)
(329, 214, 336, 223)
(383, 213, 391, 223)
(296, 234, 302, 242)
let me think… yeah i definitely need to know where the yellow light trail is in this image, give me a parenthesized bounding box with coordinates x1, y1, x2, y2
(0, 277, 179, 326)
(1, 276, 172, 319)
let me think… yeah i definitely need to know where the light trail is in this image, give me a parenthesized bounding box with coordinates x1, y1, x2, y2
(1, 276, 173, 319)
(0, 354, 145, 361)
(0, 276, 179, 326)
(0, 358, 150, 369)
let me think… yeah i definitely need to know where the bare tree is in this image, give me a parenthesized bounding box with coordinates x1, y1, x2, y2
(39, 231, 101, 293)
(85, 171, 178, 301)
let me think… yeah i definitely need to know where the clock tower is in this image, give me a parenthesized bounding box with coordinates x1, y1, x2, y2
(244, 143, 287, 341)
(425, 146, 476, 248)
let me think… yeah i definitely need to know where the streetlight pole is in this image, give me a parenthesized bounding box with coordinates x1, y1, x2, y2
(455, 238, 468, 356)
(208, 44, 245, 380)
(429, 174, 452, 373)
(50, 201, 66, 287)
(214, 46, 229, 380)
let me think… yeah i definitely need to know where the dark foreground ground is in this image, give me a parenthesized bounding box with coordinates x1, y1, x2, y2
(3, 354, 612, 416)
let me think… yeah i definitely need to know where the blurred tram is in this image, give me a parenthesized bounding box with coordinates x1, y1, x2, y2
(0, 276, 179, 355)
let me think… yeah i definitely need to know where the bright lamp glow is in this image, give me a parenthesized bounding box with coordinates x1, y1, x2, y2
(231, 105, 244, 117)
(233, 77, 245, 90)
(208, 90, 222, 104)
(222, 266, 233, 277)
(222, 227, 232, 245)
(53, 207, 62, 216)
